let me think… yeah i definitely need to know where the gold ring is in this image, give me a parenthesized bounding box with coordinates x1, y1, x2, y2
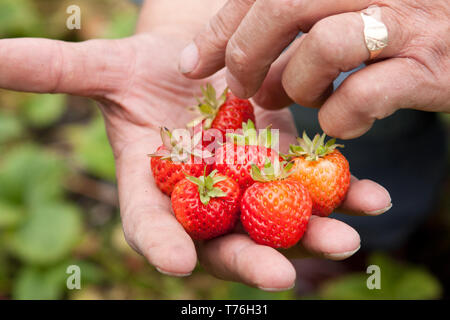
(360, 8, 389, 60)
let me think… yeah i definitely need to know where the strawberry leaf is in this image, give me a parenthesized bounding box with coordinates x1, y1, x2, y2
(199, 193, 210, 205)
(289, 132, 343, 161)
(160, 127, 173, 149)
(198, 103, 215, 115)
(208, 188, 227, 198)
(186, 169, 229, 205)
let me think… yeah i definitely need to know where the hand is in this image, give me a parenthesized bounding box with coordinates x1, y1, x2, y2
(180, 0, 450, 139)
(0, 14, 391, 292)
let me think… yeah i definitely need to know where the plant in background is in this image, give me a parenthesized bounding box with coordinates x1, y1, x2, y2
(316, 253, 442, 300)
(0, 145, 83, 299)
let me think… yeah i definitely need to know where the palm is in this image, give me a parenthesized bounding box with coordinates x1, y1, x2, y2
(100, 34, 224, 152)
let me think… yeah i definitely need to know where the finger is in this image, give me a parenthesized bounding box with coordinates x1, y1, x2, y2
(282, 9, 405, 108)
(318, 56, 436, 139)
(299, 216, 361, 260)
(179, 0, 255, 77)
(198, 234, 296, 291)
(254, 106, 299, 153)
(224, 0, 372, 98)
(338, 176, 392, 216)
(251, 36, 305, 110)
(116, 134, 197, 276)
(0, 38, 126, 97)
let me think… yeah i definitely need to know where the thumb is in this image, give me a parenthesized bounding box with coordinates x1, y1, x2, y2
(179, 0, 255, 78)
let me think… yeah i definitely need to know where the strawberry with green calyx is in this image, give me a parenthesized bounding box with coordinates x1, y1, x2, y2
(171, 169, 240, 240)
(187, 83, 255, 136)
(149, 127, 212, 196)
(214, 119, 281, 193)
(225, 119, 278, 148)
(286, 132, 350, 217)
(240, 160, 312, 249)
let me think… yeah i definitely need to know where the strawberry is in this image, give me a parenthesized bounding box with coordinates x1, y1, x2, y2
(149, 127, 212, 196)
(240, 161, 312, 249)
(214, 120, 280, 193)
(286, 132, 351, 217)
(211, 90, 255, 134)
(171, 170, 240, 240)
(188, 84, 255, 150)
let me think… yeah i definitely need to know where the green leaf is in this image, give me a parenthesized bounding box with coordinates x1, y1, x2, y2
(250, 165, 265, 182)
(208, 188, 227, 198)
(186, 176, 202, 186)
(102, 8, 139, 39)
(284, 161, 294, 173)
(211, 176, 227, 185)
(319, 274, 376, 300)
(198, 104, 215, 116)
(302, 131, 312, 145)
(12, 265, 67, 300)
(71, 261, 105, 285)
(311, 133, 321, 151)
(199, 193, 210, 205)
(0, 0, 42, 38)
(0, 201, 24, 228)
(393, 268, 442, 299)
(291, 132, 343, 160)
(21, 94, 66, 127)
(20, 258, 107, 300)
(8, 203, 82, 265)
(204, 84, 217, 105)
(66, 115, 116, 182)
(244, 120, 256, 130)
(0, 112, 25, 144)
(318, 253, 442, 300)
(325, 138, 337, 148)
(204, 175, 214, 190)
(0, 144, 67, 205)
(289, 144, 304, 154)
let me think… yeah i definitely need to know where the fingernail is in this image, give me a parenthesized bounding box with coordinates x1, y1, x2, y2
(365, 203, 393, 215)
(323, 245, 361, 260)
(226, 69, 247, 98)
(179, 42, 199, 74)
(258, 282, 295, 292)
(156, 266, 192, 277)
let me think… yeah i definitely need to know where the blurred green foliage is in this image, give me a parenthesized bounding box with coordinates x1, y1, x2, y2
(0, 0, 42, 38)
(0, 0, 448, 301)
(318, 253, 442, 300)
(66, 114, 116, 182)
(20, 94, 67, 128)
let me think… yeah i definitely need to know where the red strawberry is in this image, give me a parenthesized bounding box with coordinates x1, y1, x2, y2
(191, 122, 223, 154)
(188, 84, 255, 150)
(149, 127, 212, 196)
(211, 91, 255, 134)
(171, 170, 240, 240)
(240, 161, 312, 249)
(287, 132, 351, 217)
(214, 120, 280, 193)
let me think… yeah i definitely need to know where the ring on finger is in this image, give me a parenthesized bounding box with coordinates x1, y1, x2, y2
(360, 6, 389, 60)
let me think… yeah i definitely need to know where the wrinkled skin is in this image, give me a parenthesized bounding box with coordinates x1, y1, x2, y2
(0, 1, 392, 291)
(181, 0, 450, 139)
